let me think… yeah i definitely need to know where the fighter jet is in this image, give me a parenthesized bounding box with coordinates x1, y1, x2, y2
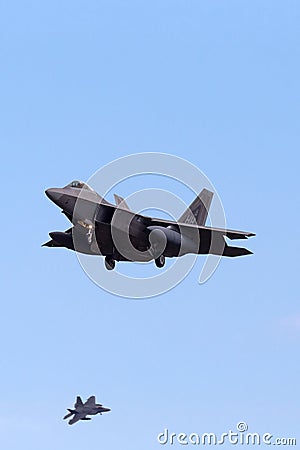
(43, 180, 255, 270)
(63, 396, 111, 425)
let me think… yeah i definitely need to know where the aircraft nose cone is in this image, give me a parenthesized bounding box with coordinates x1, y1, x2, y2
(45, 188, 62, 205)
(45, 188, 76, 215)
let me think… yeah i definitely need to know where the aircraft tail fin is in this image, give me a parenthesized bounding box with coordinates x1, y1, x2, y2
(75, 396, 84, 408)
(85, 396, 96, 406)
(178, 189, 213, 226)
(114, 194, 130, 210)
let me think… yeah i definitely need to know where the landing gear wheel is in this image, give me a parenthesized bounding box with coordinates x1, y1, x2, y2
(105, 256, 115, 271)
(155, 255, 165, 268)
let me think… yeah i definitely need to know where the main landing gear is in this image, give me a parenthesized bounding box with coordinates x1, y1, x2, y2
(155, 255, 165, 268)
(104, 255, 166, 270)
(105, 256, 115, 271)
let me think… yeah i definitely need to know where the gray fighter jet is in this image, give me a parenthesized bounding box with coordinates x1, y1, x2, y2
(43, 180, 254, 269)
(63, 396, 111, 425)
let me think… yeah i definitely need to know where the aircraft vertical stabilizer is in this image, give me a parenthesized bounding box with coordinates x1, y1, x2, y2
(114, 194, 130, 210)
(178, 189, 213, 226)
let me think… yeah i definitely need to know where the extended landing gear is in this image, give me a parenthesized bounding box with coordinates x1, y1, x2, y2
(105, 256, 115, 271)
(104, 255, 165, 270)
(155, 255, 165, 268)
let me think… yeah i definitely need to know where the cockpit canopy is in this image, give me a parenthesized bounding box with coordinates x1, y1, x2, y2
(65, 180, 94, 191)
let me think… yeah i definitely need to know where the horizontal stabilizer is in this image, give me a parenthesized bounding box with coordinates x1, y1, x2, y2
(222, 245, 253, 257)
(63, 411, 73, 420)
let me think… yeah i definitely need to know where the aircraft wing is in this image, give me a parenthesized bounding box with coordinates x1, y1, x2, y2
(148, 217, 255, 240)
(145, 217, 255, 257)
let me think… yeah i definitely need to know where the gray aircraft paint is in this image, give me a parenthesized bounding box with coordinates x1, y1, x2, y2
(63, 396, 111, 425)
(43, 180, 254, 270)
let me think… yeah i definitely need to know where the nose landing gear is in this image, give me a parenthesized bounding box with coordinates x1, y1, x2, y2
(155, 255, 165, 268)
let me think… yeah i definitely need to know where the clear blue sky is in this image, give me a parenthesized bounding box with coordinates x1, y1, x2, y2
(1, 1, 299, 448)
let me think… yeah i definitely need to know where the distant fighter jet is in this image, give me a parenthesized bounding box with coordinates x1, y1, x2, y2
(63, 396, 111, 425)
(43, 180, 255, 270)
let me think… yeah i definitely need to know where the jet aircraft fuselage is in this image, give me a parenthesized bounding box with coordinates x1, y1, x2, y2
(63, 396, 110, 425)
(44, 180, 255, 270)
